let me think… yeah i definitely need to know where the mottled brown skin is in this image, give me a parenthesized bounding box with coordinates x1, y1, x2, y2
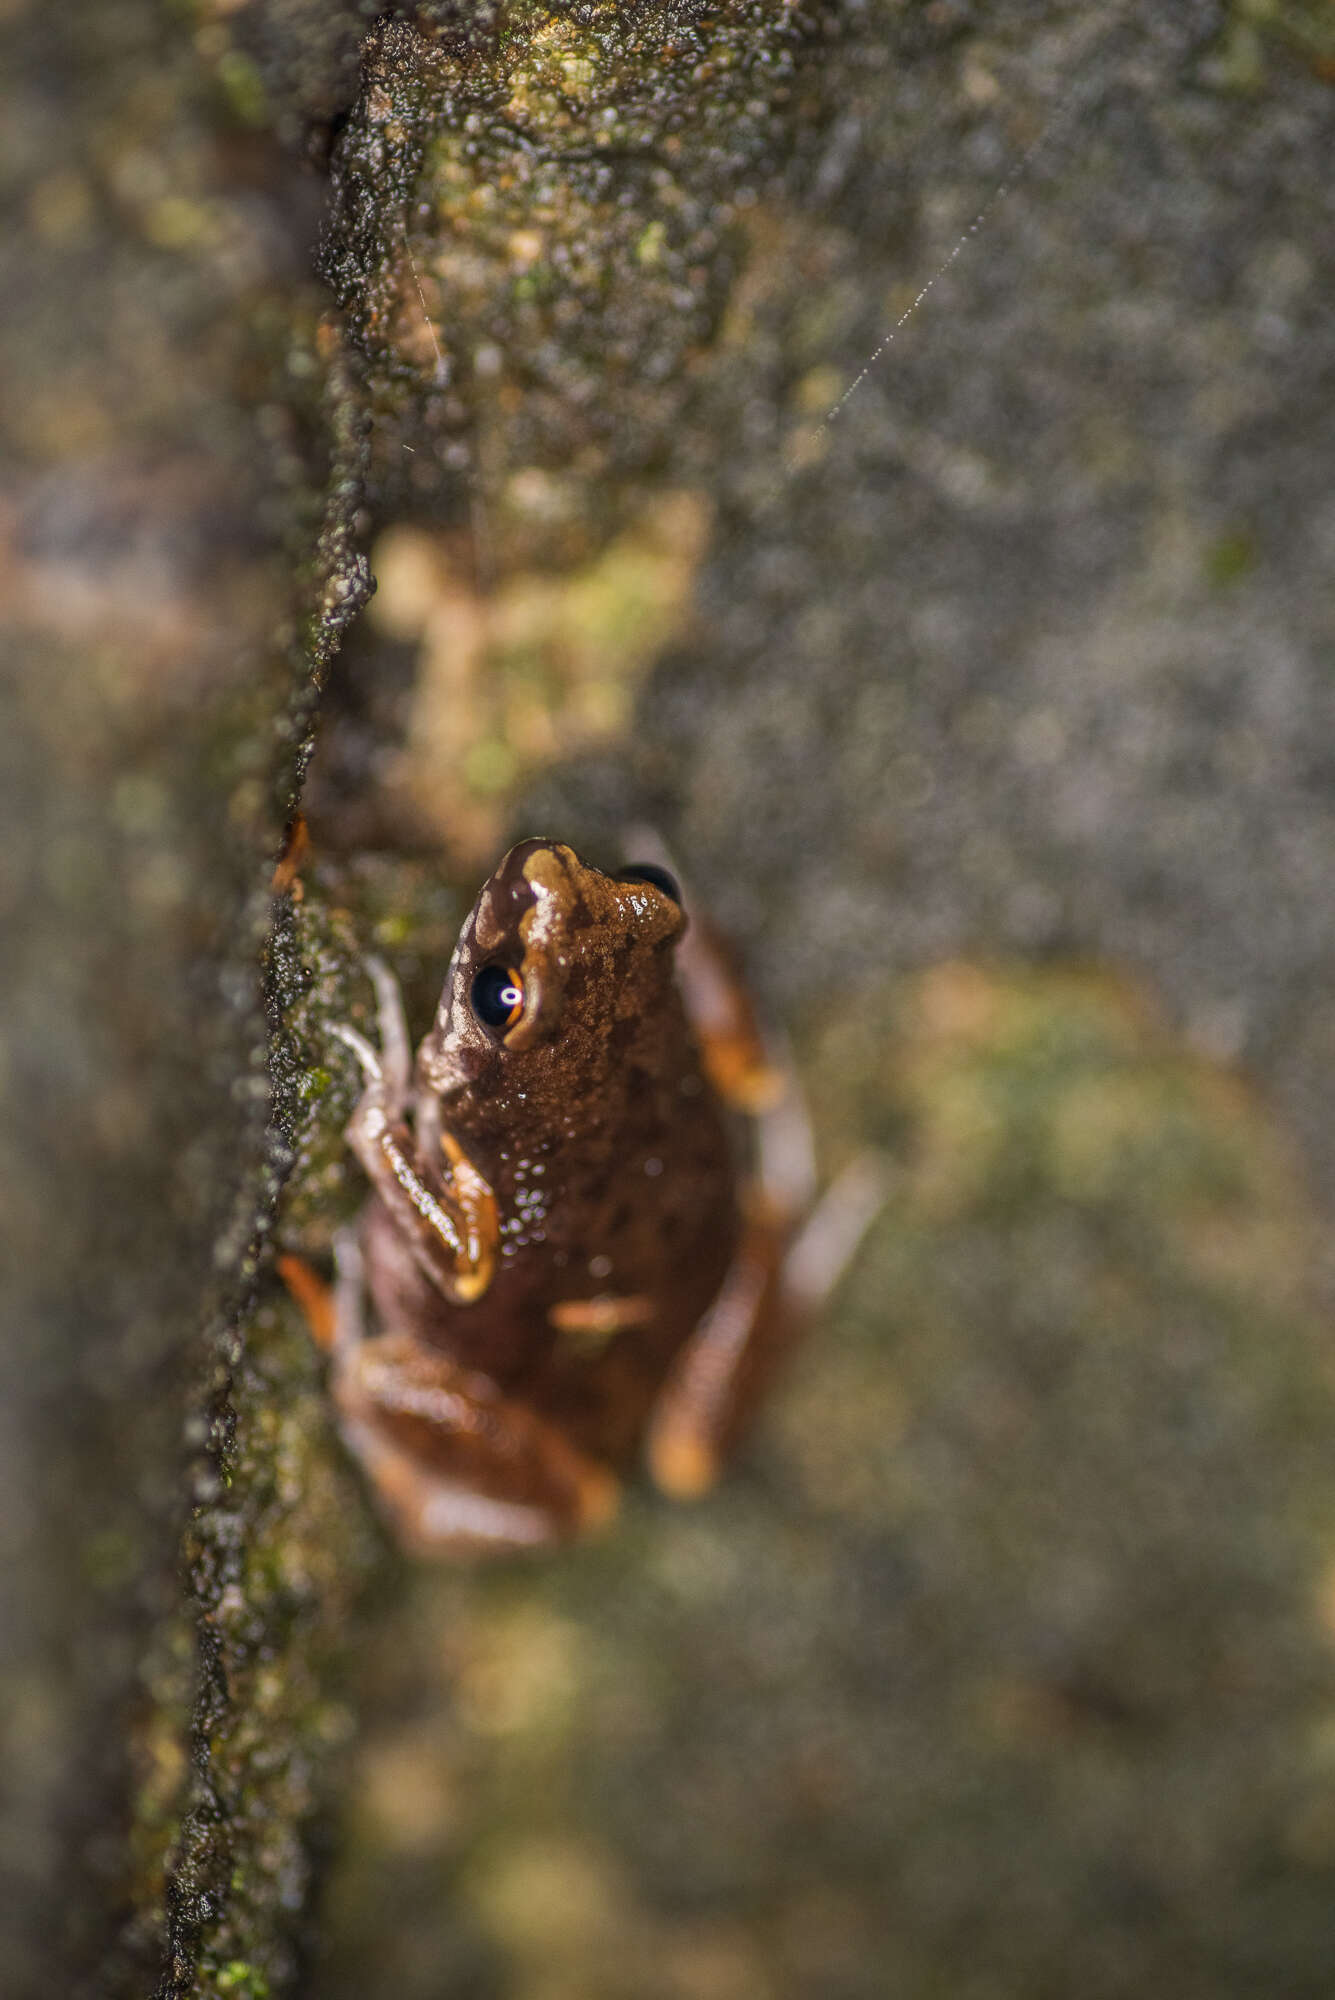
(368, 841, 739, 1450)
(320, 839, 844, 1556)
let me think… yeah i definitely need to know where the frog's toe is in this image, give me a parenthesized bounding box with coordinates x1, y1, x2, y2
(647, 1421, 720, 1501)
(330, 1019, 384, 1082)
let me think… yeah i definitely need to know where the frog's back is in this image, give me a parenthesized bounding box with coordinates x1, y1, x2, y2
(359, 839, 744, 1470)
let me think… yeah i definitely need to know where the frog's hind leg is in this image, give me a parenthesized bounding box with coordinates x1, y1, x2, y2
(283, 1232, 617, 1555)
(323, 1230, 619, 1556)
(643, 868, 886, 1497)
(646, 1153, 887, 1501)
(645, 1207, 790, 1499)
(779, 1151, 890, 1319)
(332, 1331, 622, 1556)
(623, 826, 798, 1125)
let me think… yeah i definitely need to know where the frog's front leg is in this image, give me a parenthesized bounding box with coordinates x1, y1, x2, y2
(333, 976, 497, 1307)
(329, 1236, 619, 1555)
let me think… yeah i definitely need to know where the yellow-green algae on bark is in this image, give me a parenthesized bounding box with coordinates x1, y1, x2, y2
(320, 1, 842, 566)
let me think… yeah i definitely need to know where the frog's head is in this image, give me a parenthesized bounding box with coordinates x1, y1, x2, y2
(415, 840, 687, 1120)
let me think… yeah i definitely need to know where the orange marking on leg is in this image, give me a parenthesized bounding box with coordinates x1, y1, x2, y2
(573, 1460, 622, 1533)
(277, 1251, 337, 1351)
(548, 1293, 655, 1347)
(270, 813, 310, 898)
(700, 1034, 785, 1115)
(648, 1428, 720, 1501)
(438, 1128, 499, 1301)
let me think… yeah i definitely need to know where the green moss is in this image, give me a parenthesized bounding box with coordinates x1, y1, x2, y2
(214, 1962, 271, 1997)
(1205, 532, 1256, 586)
(319, 2, 840, 566)
(160, 1289, 381, 2000)
(1206, 0, 1335, 88)
(214, 50, 270, 129)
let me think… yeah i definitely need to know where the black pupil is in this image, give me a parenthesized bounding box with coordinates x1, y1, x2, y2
(472, 965, 523, 1028)
(618, 862, 681, 903)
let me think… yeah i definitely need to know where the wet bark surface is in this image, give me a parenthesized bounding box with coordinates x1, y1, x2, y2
(3, 1, 1334, 1995)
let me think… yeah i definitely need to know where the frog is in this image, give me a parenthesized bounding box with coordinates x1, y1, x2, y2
(290, 838, 881, 1556)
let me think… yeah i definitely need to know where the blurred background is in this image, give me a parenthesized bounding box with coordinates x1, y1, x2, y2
(3, 1, 1334, 1995)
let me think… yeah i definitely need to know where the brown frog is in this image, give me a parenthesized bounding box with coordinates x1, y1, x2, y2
(292, 838, 878, 1556)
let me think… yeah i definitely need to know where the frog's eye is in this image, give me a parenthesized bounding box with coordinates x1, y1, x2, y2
(471, 964, 526, 1031)
(617, 862, 682, 905)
